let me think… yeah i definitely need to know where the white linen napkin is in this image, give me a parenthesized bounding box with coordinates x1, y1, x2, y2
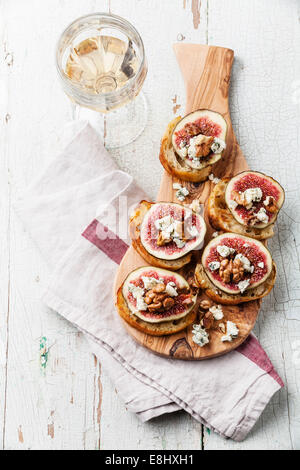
(15, 121, 283, 441)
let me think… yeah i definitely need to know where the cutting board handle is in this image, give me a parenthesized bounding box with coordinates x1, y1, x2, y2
(173, 44, 234, 115)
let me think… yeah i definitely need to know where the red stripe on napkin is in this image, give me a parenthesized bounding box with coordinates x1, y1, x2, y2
(82, 219, 129, 265)
(237, 335, 284, 387)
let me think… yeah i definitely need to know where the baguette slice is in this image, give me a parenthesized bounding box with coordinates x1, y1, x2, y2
(195, 261, 276, 305)
(159, 117, 215, 182)
(208, 178, 275, 240)
(129, 200, 193, 270)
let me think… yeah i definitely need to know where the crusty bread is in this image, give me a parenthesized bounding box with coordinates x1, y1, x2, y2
(194, 261, 277, 305)
(129, 200, 193, 270)
(116, 286, 197, 336)
(159, 117, 213, 182)
(207, 178, 275, 240)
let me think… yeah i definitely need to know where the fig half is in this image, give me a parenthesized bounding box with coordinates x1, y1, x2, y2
(140, 202, 206, 261)
(202, 233, 273, 294)
(225, 171, 285, 228)
(171, 109, 227, 170)
(122, 267, 196, 323)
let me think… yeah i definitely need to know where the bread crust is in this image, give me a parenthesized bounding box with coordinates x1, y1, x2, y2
(207, 178, 275, 240)
(116, 286, 197, 336)
(195, 261, 277, 305)
(159, 117, 214, 182)
(129, 200, 193, 270)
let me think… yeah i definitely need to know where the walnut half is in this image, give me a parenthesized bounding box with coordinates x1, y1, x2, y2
(157, 232, 172, 246)
(264, 196, 278, 214)
(202, 310, 214, 329)
(144, 285, 176, 313)
(194, 135, 214, 158)
(219, 258, 245, 283)
(232, 258, 244, 282)
(219, 259, 233, 283)
(232, 190, 252, 209)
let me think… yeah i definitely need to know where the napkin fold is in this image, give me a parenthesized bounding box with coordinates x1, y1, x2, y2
(15, 121, 283, 441)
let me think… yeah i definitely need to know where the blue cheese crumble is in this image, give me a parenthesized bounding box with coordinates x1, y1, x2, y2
(174, 184, 189, 202)
(192, 324, 210, 347)
(211, 137, 226, 154)
(221, 321, 239, 342)
(209, 305, 224, 320)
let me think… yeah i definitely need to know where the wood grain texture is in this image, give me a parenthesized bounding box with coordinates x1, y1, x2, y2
(115, 43, 264, 360)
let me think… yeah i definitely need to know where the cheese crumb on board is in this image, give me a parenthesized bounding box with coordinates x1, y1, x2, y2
(209, 173, 221, 184)
(173, 183, 189, 201)
(221, 321, 239, 342)
(192, 324, 210, 347)
(209, 305, 224, 320)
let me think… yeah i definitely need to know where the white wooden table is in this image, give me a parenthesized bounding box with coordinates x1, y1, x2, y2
(0, 0, 299, 450)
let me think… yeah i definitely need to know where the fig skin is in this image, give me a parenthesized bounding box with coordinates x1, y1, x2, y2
(140, 201, 206, 261)
(122, 266, 196, 322)
(159, 111, 227, 183)
(117, 286, 197, 336)
(130, 200, 192, 270)
(225, 170, 285, 229)
(201, 233, 273, 295)
(117, 266, 197, 336)
(171, 109, 227, 164)
(207, 178, 275, 240)
(130, 200, 206, 269)
(195, 261, 277, 305)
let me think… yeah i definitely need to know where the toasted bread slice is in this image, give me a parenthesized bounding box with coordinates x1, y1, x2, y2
(129, 200, 193, 270)
(195, 261, 276, 305)
(159, 117, 213, 182)
(207, 178, 275, 240)
(116, 286, 197, 336)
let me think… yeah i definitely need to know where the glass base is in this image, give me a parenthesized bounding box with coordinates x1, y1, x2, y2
(74, 92, 148, 149)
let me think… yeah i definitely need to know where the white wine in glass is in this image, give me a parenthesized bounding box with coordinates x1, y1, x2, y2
(56, 13, 148, 148)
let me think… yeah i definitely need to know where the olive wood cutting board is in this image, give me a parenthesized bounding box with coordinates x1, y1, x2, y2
(114, 44, 261, 360)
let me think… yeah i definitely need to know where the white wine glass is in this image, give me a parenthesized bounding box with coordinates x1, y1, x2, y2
(56, 13, 148, 148)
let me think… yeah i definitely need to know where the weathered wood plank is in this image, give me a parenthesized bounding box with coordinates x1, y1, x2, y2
(0, 0, 11, 449)
(1, 0, 299, 450)
(1, 0, 107, 450)
(2, 0, 206, 450)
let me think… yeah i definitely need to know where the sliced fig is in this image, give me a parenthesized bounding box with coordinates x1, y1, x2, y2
(140, 202, 206, 261)
(225, 171, 285, 228)
(171, 109, 227, 169)
(122, 267, 196, 323)
(202, 233, 273, 294)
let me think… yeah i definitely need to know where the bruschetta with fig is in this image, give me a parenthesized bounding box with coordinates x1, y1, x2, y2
(116, 267, 197, 335)
(129, 201, 206, 270)
(159, 110, 227, 182)
(195, 233, 277, 305)
(208, 171, 284, 240)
